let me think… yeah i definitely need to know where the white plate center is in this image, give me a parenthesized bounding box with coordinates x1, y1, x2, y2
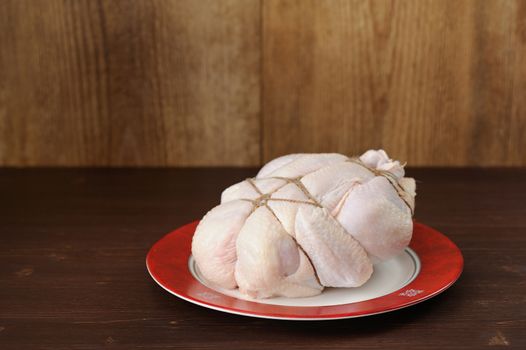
(189, 248, 420, 307)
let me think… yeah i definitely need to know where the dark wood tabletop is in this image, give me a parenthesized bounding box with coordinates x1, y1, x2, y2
(1, 167, 525, 349)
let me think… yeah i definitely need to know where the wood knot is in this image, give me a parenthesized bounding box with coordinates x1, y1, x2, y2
(15, 267, 34, 278)
(488, 331, 510, 346)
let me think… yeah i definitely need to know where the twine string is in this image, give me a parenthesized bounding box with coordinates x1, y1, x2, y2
(346, 158, 414, 215)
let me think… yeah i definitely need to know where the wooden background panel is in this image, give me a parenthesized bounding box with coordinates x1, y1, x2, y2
(0, 0, 525, 167)
(0, 0, 260, 166)
(263, 0, 526, 166)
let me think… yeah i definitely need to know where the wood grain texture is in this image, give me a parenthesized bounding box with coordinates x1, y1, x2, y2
(1, 0, 525, 166)
(0, 0, 261, 166)
(1, 168, 525, 349)
(263, 0, 526, 166)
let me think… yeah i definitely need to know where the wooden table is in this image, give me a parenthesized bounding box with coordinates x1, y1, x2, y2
(1, 168, 525, 349)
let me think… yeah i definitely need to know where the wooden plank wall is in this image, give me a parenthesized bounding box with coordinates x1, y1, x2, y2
(0, 0, 524, 166)
(0, 0, 261, 166)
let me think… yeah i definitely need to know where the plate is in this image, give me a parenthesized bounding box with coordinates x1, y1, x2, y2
(146, 221, 463, 320)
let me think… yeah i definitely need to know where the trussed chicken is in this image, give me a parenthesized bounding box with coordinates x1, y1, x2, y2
(191, 150, 416, 298)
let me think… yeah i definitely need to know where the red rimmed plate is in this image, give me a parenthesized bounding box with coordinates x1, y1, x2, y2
(146, 222, 463, 320)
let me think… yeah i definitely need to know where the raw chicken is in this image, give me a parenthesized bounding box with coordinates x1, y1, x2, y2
(191, 150, 416, 298)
